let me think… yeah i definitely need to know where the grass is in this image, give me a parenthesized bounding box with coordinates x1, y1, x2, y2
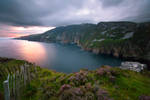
(0, 58, 150, 100)
(22, 66, 150, 100)
(90, 39, 128, 48)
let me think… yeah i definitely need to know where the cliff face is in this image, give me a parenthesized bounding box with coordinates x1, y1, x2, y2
(18, 21, 150, 63)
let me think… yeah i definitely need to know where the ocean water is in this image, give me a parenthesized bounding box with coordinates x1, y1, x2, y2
(0, 38, 122, 73)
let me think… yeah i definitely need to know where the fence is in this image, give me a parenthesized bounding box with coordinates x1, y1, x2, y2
(2, 63, 37, 100)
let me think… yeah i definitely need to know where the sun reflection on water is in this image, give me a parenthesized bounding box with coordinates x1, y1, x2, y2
(19, 41, 47, 64)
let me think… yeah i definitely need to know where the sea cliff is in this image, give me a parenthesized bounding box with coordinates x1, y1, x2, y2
(17, 21, 150, 66)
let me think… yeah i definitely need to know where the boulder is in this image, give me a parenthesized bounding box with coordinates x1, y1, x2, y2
(120, 62, 147, 72)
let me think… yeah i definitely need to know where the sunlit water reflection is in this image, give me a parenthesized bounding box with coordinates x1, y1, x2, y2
(0, 38, 123, 73)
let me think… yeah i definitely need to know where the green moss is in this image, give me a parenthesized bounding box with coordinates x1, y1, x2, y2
(90, 39, 128, 48)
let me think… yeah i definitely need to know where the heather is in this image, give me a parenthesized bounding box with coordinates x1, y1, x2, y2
(0, 58, 150, 100)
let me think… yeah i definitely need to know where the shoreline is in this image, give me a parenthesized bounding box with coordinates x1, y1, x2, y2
(15, 38, 150, 69)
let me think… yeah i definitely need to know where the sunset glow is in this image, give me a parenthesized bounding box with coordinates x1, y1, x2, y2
(19, 41, 47, 63)
(0, 25, 55, 37)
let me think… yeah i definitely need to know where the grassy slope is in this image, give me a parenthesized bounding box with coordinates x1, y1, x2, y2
(0, 58, 150, 100)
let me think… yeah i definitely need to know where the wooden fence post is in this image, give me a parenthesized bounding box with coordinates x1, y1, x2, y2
(13, 74, 16, 99)
(3, 75, 10, 100)
(3, 64, 36, 100)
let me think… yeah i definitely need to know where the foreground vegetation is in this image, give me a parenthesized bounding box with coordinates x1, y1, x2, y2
(0, 57, 150, 100)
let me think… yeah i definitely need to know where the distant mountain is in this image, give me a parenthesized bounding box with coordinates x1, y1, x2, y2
(18, 21, 150, 65)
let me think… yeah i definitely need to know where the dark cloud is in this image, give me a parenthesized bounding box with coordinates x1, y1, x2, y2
(0, 0, 86, 26)
(100, 0, 124, 7)
(0, 0, 150, 27)
(0, 0, 41, 26)
(121, 0, 150, 22)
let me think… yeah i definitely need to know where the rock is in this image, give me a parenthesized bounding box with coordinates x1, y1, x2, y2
(122, 32, 134, 39)
(92, 39, 105, 42)
(92, 48, 100, 54)
(120, 62, 147, 72)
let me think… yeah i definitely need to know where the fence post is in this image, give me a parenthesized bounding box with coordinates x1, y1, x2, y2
(3, 64, 35, 100)
(3, 75, 10, 100)
(13, 74, 16, 99)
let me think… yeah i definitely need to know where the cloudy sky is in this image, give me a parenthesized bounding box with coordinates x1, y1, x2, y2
(0, 0, 150, 37)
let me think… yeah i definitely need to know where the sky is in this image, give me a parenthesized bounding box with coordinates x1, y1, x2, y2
(0, 0, 150, 37)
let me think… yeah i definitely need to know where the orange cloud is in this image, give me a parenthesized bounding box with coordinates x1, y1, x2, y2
(0, 25, 55, 37)
(0, 33, 30, 38)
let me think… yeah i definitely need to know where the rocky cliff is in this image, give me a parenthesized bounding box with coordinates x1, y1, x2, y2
(18, 21, 150, 65)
